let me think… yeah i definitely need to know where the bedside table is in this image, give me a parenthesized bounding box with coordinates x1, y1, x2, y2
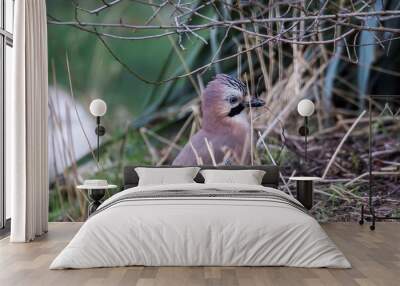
(77, 184, 118, 216)
(289, 177, 321, 210)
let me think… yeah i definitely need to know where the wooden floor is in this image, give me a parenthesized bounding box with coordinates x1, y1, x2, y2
(0, 223, 399, 286)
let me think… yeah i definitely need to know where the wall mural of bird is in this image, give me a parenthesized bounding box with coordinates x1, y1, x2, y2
(173, 74, 265, 166)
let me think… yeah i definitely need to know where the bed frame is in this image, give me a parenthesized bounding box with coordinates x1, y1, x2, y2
(123, 165, 280, 190)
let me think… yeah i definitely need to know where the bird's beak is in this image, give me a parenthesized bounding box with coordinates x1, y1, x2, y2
(245, 97, 265, 108)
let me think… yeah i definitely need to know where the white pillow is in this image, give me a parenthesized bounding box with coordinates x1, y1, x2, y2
(200, 169, 266, 185)
(135, 167, 200, 186)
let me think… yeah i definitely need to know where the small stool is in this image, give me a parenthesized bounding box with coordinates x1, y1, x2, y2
(289, 177, 321, 210)
(77, 184, 118, 216)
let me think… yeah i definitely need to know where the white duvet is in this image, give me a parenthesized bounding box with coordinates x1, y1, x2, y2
(50, 183, 351, 269)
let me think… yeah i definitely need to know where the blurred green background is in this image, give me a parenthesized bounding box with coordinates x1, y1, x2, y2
(47, 0, 214, 127)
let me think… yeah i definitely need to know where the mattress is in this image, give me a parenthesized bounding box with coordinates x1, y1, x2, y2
(50, 183, 351, 269)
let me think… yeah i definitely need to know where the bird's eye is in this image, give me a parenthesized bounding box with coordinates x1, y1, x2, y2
(229, 96, 238, 104)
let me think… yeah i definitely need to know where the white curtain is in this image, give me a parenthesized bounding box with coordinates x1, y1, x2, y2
(7, 0, 49, 242)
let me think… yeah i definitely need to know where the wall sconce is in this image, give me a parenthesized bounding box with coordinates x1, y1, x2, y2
(297, 99, 315, 169)
(89, 99, 107, 162)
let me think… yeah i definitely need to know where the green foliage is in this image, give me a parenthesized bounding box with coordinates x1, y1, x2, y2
(47, 0, 210, 129)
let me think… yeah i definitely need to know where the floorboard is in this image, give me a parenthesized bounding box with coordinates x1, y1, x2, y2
(0, 222, 399, 286)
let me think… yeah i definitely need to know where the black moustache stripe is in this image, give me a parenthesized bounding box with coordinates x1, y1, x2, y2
(228, 103, 245, 117)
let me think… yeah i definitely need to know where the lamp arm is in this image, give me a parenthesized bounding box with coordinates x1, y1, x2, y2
(97, 117, 100, 163)
(305, 116, 308, 166)
(94, 117, 106, 163)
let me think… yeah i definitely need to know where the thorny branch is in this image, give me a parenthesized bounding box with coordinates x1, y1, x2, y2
(48, 0, 400, 84)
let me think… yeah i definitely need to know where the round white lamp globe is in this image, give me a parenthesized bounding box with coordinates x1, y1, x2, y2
(89, 99, 107, 117)
(297, 99, 315, 117)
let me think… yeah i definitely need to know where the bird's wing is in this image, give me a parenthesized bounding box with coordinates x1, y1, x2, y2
(172, 131, 215, 165)
(173, 130, 231, 166)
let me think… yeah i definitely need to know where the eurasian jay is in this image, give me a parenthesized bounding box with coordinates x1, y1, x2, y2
(172, 74, 265, 166)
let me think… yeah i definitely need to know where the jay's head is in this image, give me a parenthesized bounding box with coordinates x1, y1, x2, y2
(202, 74, 265, 122)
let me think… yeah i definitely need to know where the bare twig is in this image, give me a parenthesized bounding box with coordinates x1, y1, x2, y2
(322, 110, 367, 179)
(204, 137, 217, 166)
(65, 53, 101, 171)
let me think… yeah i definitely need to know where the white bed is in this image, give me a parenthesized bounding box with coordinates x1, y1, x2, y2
(50, 183, 350, 269)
